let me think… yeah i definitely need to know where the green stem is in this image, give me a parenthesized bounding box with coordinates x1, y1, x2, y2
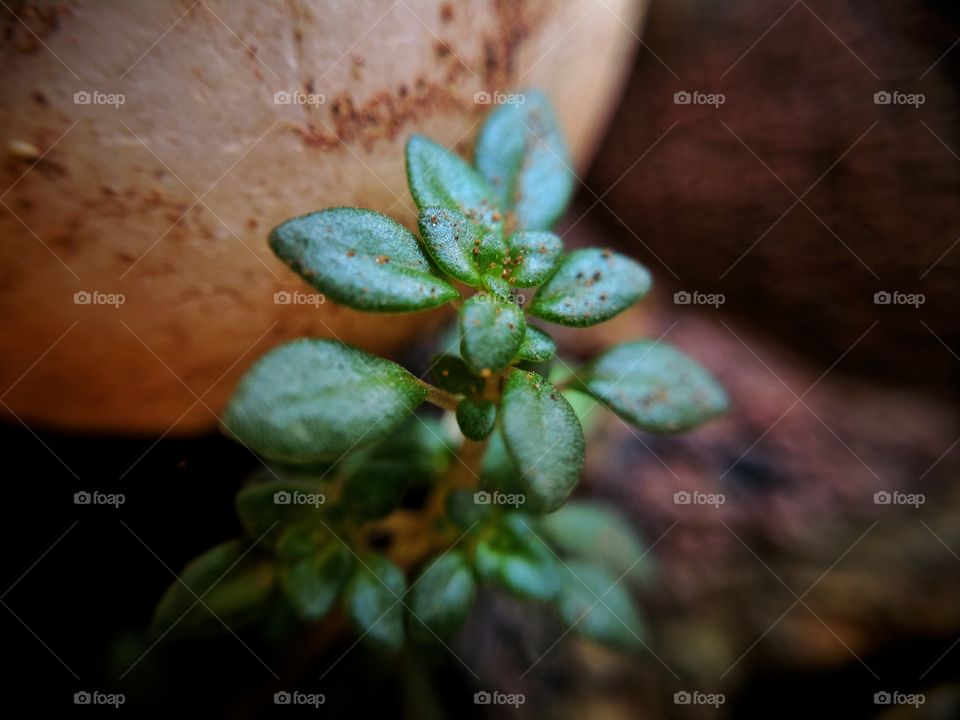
(417, 380, 460, 412)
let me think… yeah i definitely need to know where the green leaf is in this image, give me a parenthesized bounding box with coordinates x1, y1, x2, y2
(528, 249, 651, 327)
(235, 479, 326, 543)
(455, 398, 497, 441)
(560, 388, 603, 435)
(446, 488, 492, 529)
(555, 561, 644, 649)
(361, 414, 454, 480)
(343, 554, 407, 652)
(223, 339, 427, 463)
(409, 551, 476, 639)
(502, 231, 563, 287)
(517, 325, 556, 362)
(500, 370, 584, 513)
(539, 502, 653, 585)
(475, 90, 575, 231)
(153, 540, 276, 638)
(430, 355, 484, 397)
(341, 459, 412, 520)
(274, 523, 327, 563)
(281, 541, 353, 620)
(480, 274, 512, 300)
(270, 208, 458, 312)
(405, 135, 502, 235)
(474, 515, 560, 601)
(582, 341, 728, 432)
(417, 207, 484, 285)
(479, 428, 522, 495)
(459, 295, 526, 373)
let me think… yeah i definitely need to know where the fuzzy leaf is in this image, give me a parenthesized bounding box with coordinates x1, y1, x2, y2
(430, 355, 484, 397)
(270, 207, 458, 312)
(417, 207, 484, 285)
(503, 231, 563, 287)
(409, 551, 476, 639)
(459, 296, 526, 373)
(341, 460, 412, 520)
(480, 274, 512, 300)
(406, 135, 502, 235)
(153, 540, 276, 638)
(539, 501, 653, 584)
(281, 541, 353, 620)
(517, 325, 556, 362)
(343, 554, 407, 652)
(556, 561, 645, 649)
(582, 341, 728, 432)
(235, 479, 326, 543)
(529, 248, 651, 327)
(455, 398, 497, 441)
(500, 370, 584, 513)
(446, 488, 492, 529)
(479, 428, 523, 495)
(474, 91, 575, 231)
(223, 339, 427, 463)
(474, 515, 560, 601)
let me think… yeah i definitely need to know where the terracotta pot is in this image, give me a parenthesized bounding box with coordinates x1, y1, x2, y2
(0, 0, 647, 433)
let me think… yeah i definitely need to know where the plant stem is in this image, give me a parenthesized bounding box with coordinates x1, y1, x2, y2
(417, 380, 460, 411)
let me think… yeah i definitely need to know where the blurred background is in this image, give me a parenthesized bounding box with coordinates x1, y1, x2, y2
(2, 0, 959, 717)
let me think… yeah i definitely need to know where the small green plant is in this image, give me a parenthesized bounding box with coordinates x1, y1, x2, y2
(153, 91, 727, 654)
